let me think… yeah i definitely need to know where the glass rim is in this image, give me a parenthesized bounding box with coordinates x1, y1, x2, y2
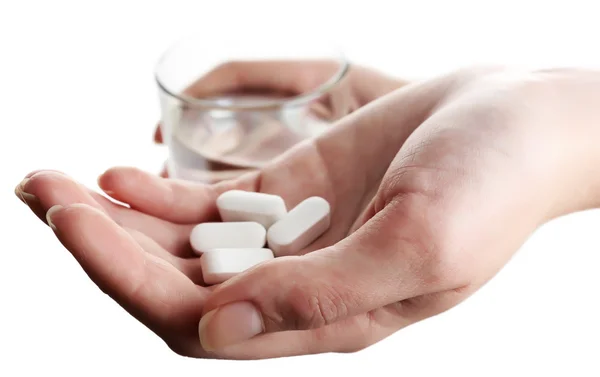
(154, 39, 350, 111)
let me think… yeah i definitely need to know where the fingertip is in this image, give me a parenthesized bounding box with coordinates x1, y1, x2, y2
(99, 165, 221, 223)
(101, 166, 151, 179)
(22, 170, 74, 201)
(199, 301, 264, 351)
(159, 162, 169, 178)
(154, 124, 163, 144)
(96, 169, 114, 192)
(97, 166, 121, 184)
(97, 166, 146, 192)
(45, 204, 64, 231)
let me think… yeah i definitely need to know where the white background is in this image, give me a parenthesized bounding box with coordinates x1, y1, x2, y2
(2, 0, 600, 375)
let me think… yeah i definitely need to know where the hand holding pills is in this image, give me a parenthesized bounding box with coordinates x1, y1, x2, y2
(16, 65, 600, 360)
(191, 191, 331, 284)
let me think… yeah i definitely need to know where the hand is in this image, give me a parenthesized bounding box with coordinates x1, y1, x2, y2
(159, 66, 600, 357)
(152, 60, 408, 177)
(190, 66, 600, 358)
(14, 61, 408, 359)
(17, 66, 600, 359)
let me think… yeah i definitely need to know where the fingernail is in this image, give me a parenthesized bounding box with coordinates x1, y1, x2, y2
(14, 178, 38, 204)
(198, 301, 264, 351)
(46, 205, 64, 231)
(18, 178, 29, 191)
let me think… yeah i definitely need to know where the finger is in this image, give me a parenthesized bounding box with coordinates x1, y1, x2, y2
(181, 60, 343, 99)
(159, 162, 169, 178)
(97, 166, 255, 224)
(203, 286, 470, 359)
(16, 171, 107, 223)
(126, 228, 205, 286)
(45, 203, 207, 334)
(17, 170, 194, 257)
(90, 191, 194, 257)
(204, 315, 389, 360)
(197, 195, 466, 351)
(154, 123, 163, 144)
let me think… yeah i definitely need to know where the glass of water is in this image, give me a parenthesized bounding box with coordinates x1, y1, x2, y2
(154, 35, 350, 183)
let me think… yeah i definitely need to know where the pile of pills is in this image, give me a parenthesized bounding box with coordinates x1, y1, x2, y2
(190, 190, 331, 285)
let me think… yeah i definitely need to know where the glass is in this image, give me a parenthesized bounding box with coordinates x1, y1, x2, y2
(154, 35, 350, 183)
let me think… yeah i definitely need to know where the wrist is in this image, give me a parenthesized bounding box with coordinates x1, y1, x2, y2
(533, 68, 600, 216)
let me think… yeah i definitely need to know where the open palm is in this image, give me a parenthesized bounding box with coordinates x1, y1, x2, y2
(16, 62, 410, 358)
(19, 65, 598, 360)
(17, 125, 393, 358)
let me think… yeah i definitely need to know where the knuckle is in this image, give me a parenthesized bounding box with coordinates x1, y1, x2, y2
(285, 280, 350, 330)
(248, 257, 352, 331)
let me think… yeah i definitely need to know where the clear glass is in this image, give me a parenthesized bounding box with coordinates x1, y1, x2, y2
(154, 35, 350, 183)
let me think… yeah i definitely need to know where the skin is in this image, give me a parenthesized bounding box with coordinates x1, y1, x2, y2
(14, 63, 600, 360)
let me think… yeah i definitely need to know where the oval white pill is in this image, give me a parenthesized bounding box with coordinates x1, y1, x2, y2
(267, 196, 331, 256)
(189, 222, 266, 255)
(201, 248, 274, 285)
(217, 190, 287, 228)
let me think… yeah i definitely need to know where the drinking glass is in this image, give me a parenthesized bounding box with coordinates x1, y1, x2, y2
(155, 35, 350, 183)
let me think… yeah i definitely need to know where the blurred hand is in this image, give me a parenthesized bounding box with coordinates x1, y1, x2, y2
(153, 60, 408, 177)
(15, 65, 600, 359)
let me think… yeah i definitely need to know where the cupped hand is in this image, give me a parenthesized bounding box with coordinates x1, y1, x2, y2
(15, 61, 407, 358)
(16, 65, 600, 360)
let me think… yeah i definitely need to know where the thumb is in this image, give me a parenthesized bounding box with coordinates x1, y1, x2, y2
(197, 195, 460, 352)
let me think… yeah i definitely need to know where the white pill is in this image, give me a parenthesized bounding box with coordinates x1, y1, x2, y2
(189, 222, 266, 255)
(216, 190, 287, 228)
(201, 248, 274, 285)
(267, 196, 331, 256)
